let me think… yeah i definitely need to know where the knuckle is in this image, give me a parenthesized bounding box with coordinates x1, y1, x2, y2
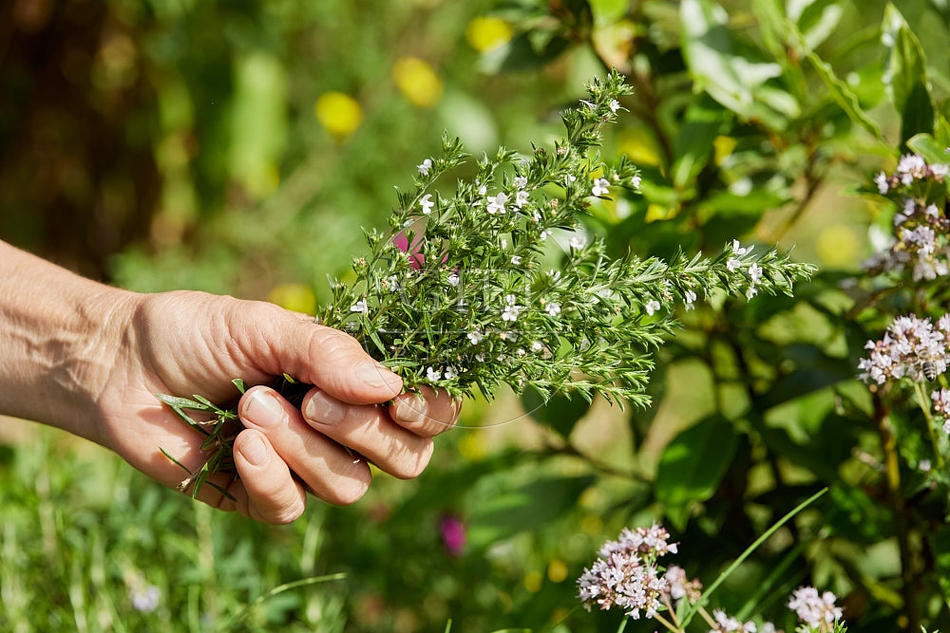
(389, 442, 433, 480)
(267, 500, 306, 525)
(326, 476, 370, 506)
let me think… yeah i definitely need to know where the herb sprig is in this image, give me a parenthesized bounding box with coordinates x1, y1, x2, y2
(161, 70, 814, 496)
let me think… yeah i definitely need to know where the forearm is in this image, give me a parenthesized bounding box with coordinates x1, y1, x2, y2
(0, 241, 138, 442)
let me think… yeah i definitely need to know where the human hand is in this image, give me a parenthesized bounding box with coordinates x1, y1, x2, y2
(94, 290, 459, 524)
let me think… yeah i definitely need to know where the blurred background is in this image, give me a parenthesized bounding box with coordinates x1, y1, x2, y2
(3, 0, 950, 631)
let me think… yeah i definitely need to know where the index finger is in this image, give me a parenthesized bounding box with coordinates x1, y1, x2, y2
(389, 387, 460, 437)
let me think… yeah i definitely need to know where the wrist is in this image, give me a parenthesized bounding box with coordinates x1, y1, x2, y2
(0, 242, 142, 443)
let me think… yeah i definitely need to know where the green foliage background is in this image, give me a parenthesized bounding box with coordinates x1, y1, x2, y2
(3, 0, 950, 631)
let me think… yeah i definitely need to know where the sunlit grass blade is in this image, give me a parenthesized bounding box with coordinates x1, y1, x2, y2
(219, 573, 347, 631)
(679, 487, 828, 628)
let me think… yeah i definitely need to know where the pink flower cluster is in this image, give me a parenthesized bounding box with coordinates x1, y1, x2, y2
(788, 586, 843, 632)
(858, 314, 950, 385)
(577, 524, 697, 620)
(864, 154, 950, 281)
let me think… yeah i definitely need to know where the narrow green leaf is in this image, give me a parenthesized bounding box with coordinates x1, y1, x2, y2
(804, 50, 885, 142)
(680, 487, 828, 628)
(159, 448, 192, 475)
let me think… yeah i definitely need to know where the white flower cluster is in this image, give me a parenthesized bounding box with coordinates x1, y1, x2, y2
(858, 314, 950, 384)
(864, 153, 950, 281)
(726, 240, 765, 299)
(930, 388, 950, 434)
(577, 523, 690, 620)
(708, 608, 759, 633)
(787, 586, 843, 632)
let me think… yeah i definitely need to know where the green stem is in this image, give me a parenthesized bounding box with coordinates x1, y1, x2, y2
(873, 392, 921, 633)
(912, 380, 945, 470)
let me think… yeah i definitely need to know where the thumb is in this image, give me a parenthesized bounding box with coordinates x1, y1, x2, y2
(256, 309, 403, 404)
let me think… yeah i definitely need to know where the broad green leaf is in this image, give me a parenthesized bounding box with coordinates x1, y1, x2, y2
(882, 2, 935, 144)
(467, 475, 596, 546)
(477, 32, 571, 74)
(679, 0, 782, 118)
(588, 0, 627, 24)
(754, 0, 885, 141)
(792, 0, 845, 50)
(907, 133, 950, 167)
(655, 414, 739, 531)
(521, 387, 591, 439)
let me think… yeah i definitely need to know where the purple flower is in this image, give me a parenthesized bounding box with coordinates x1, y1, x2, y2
(788, 586, 843, 632)
(439, 514, 466, 557)
(577, 523, 678, 620)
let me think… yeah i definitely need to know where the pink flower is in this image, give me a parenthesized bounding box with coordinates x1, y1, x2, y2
(439, 514, 466, 557)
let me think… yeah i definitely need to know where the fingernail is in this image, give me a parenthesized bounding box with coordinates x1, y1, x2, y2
(242, 434, 268, 466)
(245, 390, 284, 427)
(357, 361, 402, 389)
(395, 396, 428, 425)
(305, 390, 345, 425)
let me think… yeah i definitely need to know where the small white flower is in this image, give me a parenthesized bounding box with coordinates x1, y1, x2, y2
(487, 192, 508, 215)
(468, 330, 483, 345)
(477, 183, 487, 196)
(444, 366, 458, 380)
(545, 302, 561, 317)
(501, 306, 519, 322)
(684, 289, 697, 310)
(749, 262, 763, 284)
(731, 239, 751, 256)
(592, 178, 610, 197)
(515, 190, 530, 208)
(564, 174, 577, 186)
(386, 275, 400, 292)
(569, 234, 587, 250)
(426, 366, 441, 381)
(645, 300, 661, 316)
(630, 175, 642, 190)
(420, 193, 435, 215)
(531, 341, 544, 352)
(417, 158, 433, 175)
(746, 286, 759, 300)
(919, 459, 933, 472)
(350, 299, 368, 314)
(501, 238, 508, 249)
(130, 584, 161, 614)
(511, 255, 522, 265)
(874, 171, 889, 194)
(609, 99, 620, 113)
(727, 257, 742, 272)
(540, 229, 552, 241)
(447, 272, 460, 287)
(516, 348, 526, 356)
(548, 269, 562, 281)
(514, 176, 528, 189)
(502, 295, 522, 322)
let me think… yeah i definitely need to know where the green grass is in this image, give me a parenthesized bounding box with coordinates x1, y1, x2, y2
(0, 425, 347, 632)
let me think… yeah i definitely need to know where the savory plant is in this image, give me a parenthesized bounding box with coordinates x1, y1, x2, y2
(159, 70, 814, 495)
